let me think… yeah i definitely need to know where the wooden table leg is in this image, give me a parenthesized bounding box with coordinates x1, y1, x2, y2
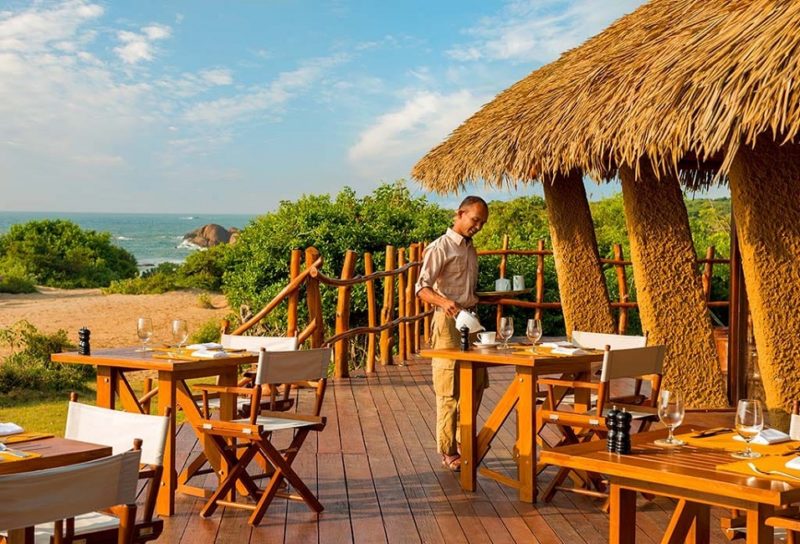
(517, 367, 536, 502)
(746, 504, 775, 544)
(459, 361, 477, 492)
(663, 499, 709, 544)
(609, 484, 637, 544)
(156, 372, 177, 517)
(95, 366, 116, 409)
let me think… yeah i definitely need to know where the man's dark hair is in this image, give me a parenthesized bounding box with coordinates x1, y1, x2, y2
(458, 195, 488, 211)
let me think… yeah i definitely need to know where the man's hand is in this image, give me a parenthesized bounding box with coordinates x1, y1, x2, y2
(441, 298, 460, 317)
(417, 287, 461, 317)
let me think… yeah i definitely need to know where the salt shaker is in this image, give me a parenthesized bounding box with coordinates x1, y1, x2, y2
(614, 408, 632, 455)
(605, 405, 619, 452)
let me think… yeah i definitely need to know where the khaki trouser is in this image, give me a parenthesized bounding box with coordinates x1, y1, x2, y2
(431, 312, 489, 456)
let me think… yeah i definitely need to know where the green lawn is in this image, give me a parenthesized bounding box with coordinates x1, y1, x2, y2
(0, 373, 196, 435)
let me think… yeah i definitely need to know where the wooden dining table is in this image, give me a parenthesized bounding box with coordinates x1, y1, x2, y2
(52, 347, 259, 517)
(541, 428, 800, 544)
(419, 343, 604, 502)
(1, 436, 112, 543)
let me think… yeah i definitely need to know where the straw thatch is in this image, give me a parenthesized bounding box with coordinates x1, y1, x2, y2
(412, 0, 800, 193)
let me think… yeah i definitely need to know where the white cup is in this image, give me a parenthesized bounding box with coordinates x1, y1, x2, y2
(513, 275, 525, 291)
(495, 278, 511, 292)
(477, 331, 496, 344)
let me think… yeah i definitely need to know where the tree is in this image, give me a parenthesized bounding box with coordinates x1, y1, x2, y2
(0, 220, 138, 288)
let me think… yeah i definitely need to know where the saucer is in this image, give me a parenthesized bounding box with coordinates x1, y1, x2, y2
(473, 341, 500, 348)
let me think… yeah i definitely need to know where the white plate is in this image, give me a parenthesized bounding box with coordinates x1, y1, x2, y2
(473, 341, 500, 348)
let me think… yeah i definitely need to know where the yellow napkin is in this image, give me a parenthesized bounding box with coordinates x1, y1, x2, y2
(678, 431, 800, 455)
(717, 456, 800, 484)
(0, 450, 42, 462)
(0, 432, 53, 444)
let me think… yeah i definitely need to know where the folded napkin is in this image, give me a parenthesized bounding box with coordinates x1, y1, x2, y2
(191, 350, 227, 359)
(733, 427, 791, 445)
(785, 456, 800, 470)
(540, 341, 574, 349)
(187, 342, 223, 350)
(0, 423, 23, 437)
(551, 346, 588, 356)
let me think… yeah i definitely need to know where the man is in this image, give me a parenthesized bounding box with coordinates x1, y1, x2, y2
(415, 196, 489, 472)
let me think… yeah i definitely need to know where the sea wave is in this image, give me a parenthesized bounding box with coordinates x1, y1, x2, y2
(177, 239, 205, 251)
(116, 236, 133, 240)
(180, 216, 198, 220)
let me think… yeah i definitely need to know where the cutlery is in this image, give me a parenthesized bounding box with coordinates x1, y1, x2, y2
(691, 427, 733, 438)
(0, 443, 30, 458)
(781, 447, 800, 456)
(748, 462, 800, 481)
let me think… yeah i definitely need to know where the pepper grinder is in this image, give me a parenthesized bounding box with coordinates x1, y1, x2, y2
(614, 407, 632, 455)
(605, 405, 619, 452)
(78, 327, 91, 356)
(459, 326, 470, 351)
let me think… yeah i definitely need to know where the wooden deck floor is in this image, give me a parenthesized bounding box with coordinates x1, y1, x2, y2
(156, 355, 736, 544)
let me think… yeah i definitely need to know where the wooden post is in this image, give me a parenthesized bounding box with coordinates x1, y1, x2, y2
(287, 249, 302, 337)
(406, 244, 418, 355)
(364, 252, 377, 373)
(535, 240, 546, 321)
(728, 219, 748, 405)
(219, 319, 230, 335)
(397, 248, 407, 363)
(421, 242, 431, 346)
(702, 246, 715, 302)
(613, 244, 630, 334)
(380, 246, 396, 365)
(496, 234, 510, 333)
(305, 247, 325, 348)
(334, 250, 357, 378)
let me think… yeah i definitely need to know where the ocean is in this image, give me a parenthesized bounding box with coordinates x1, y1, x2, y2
(0, 211, 256, 268)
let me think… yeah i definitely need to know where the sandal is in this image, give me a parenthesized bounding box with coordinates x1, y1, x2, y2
(442, 453, 461, 472)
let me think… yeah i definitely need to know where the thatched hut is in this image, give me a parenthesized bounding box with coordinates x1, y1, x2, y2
(413, 0, 800, 412)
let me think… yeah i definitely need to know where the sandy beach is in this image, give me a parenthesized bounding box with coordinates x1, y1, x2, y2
(0, 287, 231, 356)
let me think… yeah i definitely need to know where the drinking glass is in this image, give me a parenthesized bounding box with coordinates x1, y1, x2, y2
(732, 399, 764, 459)
(171, 319, 189, 348)
(526, 318, 542, 345)
(499, 317, 514, 349)
(136, 317, 154, 353)
(654, 390, 685, 447)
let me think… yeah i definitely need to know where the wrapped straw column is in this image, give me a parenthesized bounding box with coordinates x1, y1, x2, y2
(729, 137, 800, 425)
(620, 163, 727, 407)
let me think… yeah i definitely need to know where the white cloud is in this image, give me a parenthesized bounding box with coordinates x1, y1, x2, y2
(348, 90, 489, 178)
(183, 54, 347, 124)
(0, 0, 103, 53)
(447, 0, 643, 64)
(114, 23, 171, 64)
(200, 68, 233, 86)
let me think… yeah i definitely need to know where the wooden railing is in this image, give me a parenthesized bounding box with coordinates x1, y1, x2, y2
(222, 237, 730, 379)
(481, 234, 730, 334)
(227, 245, 431, 379)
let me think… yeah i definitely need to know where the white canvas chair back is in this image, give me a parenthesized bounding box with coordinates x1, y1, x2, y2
(0, 450, 140, 532)
(572, 330, 647, 351)
(66, 401, 168, 466)
(254, 348, 331, 386)
(600, 345, 665, 382)
(221, 334, 298, 352)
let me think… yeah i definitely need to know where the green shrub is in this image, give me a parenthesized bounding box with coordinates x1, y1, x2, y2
(0, 321, 93, 394)
(222, 181, 451, 337)
(190, 319, 223, 344)
(104, 262, 182, 294)
(197, 292, 215, 309)
(0, 274, 37, 294)
(0, 220, 137, 288)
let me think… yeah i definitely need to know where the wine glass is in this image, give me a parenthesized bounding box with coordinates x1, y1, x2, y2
(171, 319, 189, 348)
(136, 317, 154, 353)
(654, 390, 685, 447)
(526, 318, 542, 345)
(732, 399, 764, 459)
(499, 317, 514, 349)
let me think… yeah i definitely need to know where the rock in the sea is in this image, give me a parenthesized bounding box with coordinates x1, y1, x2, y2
(182, 224, 236, 248)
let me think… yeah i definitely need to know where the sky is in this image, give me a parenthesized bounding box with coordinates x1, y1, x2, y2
(0, 0, 662, 214)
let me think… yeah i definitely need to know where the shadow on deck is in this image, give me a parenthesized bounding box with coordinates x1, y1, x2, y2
(156, 355, 735, 544)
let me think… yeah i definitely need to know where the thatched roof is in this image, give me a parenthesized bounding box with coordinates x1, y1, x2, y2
(412, 0, 800, 193)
